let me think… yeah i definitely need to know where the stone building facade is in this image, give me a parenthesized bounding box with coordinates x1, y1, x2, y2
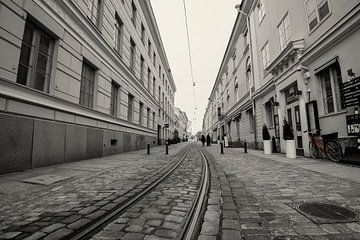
(203, 0, 360, 157)
(0, 0, 176, 174)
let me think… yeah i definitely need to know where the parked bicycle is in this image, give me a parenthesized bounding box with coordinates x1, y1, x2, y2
(304, 129, 342, 162)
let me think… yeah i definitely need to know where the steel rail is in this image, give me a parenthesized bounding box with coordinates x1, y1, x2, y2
(68, 145, 192, 240)
(179, 144, 210, 240)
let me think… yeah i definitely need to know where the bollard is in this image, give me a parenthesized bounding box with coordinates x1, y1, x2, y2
(166, 142, 168, 155)
(220, 142, 224, 154)
(244, 141, 247, 153)
(272, 136, 277, 153)
(147, 143, 150, 155)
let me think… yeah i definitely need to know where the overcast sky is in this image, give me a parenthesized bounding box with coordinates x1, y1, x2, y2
(151, 0, 240, 134)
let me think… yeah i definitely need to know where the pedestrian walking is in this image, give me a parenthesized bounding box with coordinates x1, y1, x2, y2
(201, 135, 205, 146)
(206, 134, 211, 146)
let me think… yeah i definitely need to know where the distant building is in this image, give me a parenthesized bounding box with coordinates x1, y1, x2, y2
(0, 0, 176, 174)
(203, 0, 360, 156)
(174, 107, 189, 141)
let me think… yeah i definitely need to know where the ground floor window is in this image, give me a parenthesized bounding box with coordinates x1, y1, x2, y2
(317, 62, 343, 114)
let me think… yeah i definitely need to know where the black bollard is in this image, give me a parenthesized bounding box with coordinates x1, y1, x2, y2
(147, 143, 150, 155)
(244, 141, 247, 153)
(272, 136, 277, 153)
(166, 142, 168, 155)
(220, 142, 224, 154)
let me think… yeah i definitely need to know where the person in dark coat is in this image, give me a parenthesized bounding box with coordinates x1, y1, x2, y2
(206, 134, 211, 146)
(201, 135, 205, 146)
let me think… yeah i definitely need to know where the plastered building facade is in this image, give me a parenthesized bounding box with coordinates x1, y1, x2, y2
(203, 0, 360, 156)
(0, 0, 177, 174)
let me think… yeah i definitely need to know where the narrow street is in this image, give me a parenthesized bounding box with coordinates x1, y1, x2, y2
(0, 143, 359, 239)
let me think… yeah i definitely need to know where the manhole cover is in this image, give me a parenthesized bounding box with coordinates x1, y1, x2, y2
(286, 202, 360, 224)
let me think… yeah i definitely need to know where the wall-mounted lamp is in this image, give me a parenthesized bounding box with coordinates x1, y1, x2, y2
(347, 68, 355, 78)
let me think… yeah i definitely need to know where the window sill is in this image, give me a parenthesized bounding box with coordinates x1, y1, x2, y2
(319, 110, 347, 119)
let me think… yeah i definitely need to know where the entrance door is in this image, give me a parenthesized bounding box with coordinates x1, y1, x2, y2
(287, 105, 304, 155)
(306, 101, 320, 134)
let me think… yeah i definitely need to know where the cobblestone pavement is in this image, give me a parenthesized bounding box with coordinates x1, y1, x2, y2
(0, 143, 188, 240)
(200, 144, 360, 240)
(92, 145, 203, 240)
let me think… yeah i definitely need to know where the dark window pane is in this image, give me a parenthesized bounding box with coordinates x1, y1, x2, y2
(23, 24, 34, 45)
(17, 64, 29, 86)
(36, 53, 49, 72)
(34, 71, 46, 91)
(19, 45, 32, 65)
(309, 18, 318, 30)
(318, 1, 329, 20)
(39, 34, 51, 54)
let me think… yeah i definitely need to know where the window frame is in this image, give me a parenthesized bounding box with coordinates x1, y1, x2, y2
(261, 41, 270, 69)
(277, 13, 291, 51)
(304, 0, 331, 33)
(127, 93, 134, 122)
(114, 13, 124, 56)
(17, 19, 55, 94)
(110, 81, 120, 117)
(130, 38, 136, 71)
(79, 60, 96, 109)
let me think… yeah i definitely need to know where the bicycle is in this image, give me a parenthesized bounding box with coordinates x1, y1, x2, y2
(304, 129, 342, 162)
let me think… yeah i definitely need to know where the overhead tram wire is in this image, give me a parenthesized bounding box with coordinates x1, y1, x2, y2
(182, 0, 197, 131)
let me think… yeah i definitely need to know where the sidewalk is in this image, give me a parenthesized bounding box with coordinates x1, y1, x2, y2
(202, 143, 360, 239)
(220, 144, 360, 183)
(0, 142, 188, 239)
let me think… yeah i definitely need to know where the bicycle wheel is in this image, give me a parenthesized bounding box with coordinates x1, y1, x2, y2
(309, 141, 318, 159)
(326, 141, 342, 162)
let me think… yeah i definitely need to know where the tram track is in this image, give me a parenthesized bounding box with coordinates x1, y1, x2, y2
(68, 144, 211, 240)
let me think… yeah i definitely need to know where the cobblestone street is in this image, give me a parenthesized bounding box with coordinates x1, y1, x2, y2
(0, 143, 188, 240)
(1, 142, 360, 240)
(201, 144, 360, 240)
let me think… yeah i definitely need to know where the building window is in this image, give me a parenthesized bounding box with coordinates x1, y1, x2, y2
(146, 107, 150, 128)
(130, 38, 136, 70)
(110, 81, 119, 116)
(141, 23, 145, 43)
(89, 0, 104, 29)
(158, 86, 161, 103)
(131, 1, 137, 27)
(153, 52, 156, 66)
(265, 101, 274, 127)
(305, 0, 330, 31)
(139, 101, 144, 125)
(152, 111, 155, 129)
(17, 19, 55, 93)
(258, 0, 266, 23)
(159, 65, 161, 78)
(147, 68, 151, 90)
(148, 40, 151, 56)
(114, 13, 124, 55)
(153, 77, 156, 96)
(317, 62, 343, 114)
(278, 14, 291, 51)
(127, 94, 134, 122)
(261, 42, 270, 69)
(140, 55, 144, 83)
(80, 61, 96, 108)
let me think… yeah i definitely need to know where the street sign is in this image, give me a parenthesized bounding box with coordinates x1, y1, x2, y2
(341, 77, 360, 108)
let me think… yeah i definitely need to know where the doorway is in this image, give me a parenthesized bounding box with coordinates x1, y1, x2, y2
(286, 105, 304, 155)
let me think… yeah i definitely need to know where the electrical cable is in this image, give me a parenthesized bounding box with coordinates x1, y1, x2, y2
(182, 0, 197, 132)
